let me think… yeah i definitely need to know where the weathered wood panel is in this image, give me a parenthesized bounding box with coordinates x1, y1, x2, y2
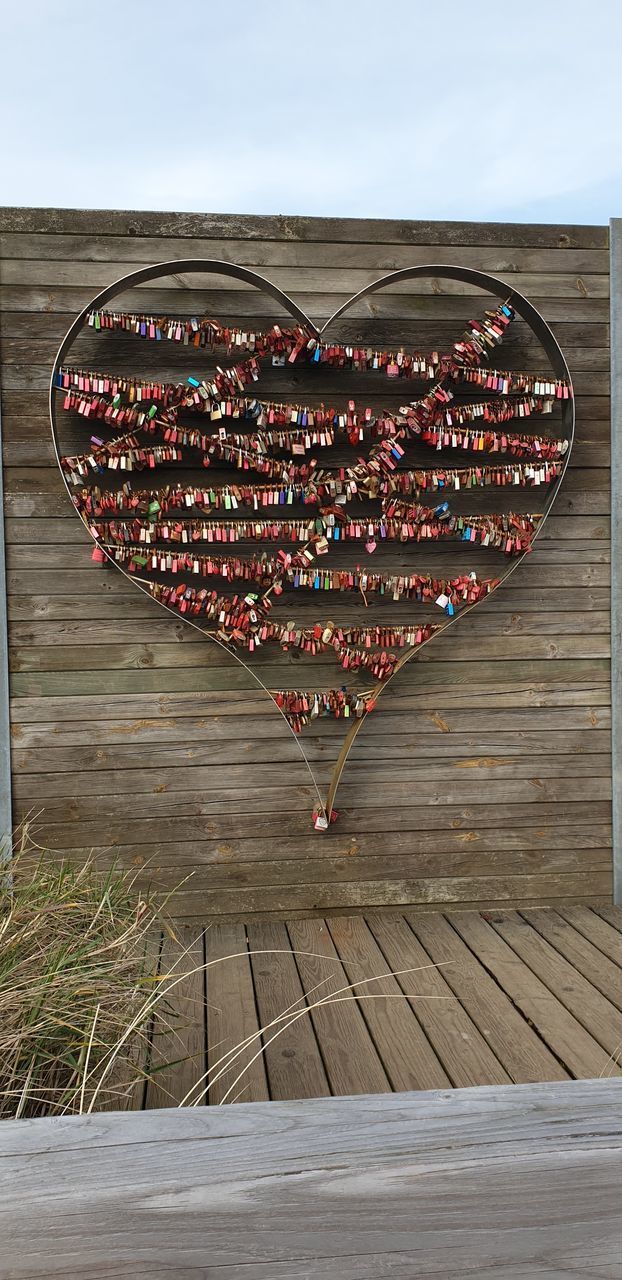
(0, 210, 611, 916)
(2, 1078, 622, 1277)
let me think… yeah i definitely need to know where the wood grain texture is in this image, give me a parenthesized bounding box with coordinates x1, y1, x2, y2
(246, 921, 330, 1101)
(488, 911, 622, 1056)
(559, 903, 622, 965)
(143, 927, 205, 1109)
(520, 907, 622, 1012)
(0, 211, 611, 916)
(450, 911, 621, 1078)
(204, 922, 269, 1106)
(365, 913, 511, 1086)
(115, 907, 622, 1108)
(286, 918, 392, 1096)
(0, 207, 610, 244)
(2, 1078, 622, 1278)
(403, 910, 570, 1083)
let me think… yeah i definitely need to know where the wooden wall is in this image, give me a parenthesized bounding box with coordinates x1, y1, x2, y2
(0, 209, 612, 920)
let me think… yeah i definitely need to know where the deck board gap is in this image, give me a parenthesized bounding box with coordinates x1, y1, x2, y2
(243, 921, 271, 1103)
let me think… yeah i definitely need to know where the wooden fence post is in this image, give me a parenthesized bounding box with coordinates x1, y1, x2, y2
(0, 359, 12, 858)
(611, 218, 622, 904)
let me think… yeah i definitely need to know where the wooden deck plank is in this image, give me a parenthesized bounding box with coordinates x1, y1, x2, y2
(246, 921, 329, 1101)
(487, 911, 622, 1061)
(2, 1080, 621, 1278)
(558, 906, 622, 967)
(520, 908, 622, 1013)
(143, 927, 205, 1109)
(100, 928, 161, 1114)
(326, 915, 451, 1091)
(404, 911, 569, 1083)
(286, 919, 392, 1097)
(450, 911, 620, 1079)
(205, 923, 269, 1106)
(594, 904, 622, 932)
(366, 914, 511, 1086)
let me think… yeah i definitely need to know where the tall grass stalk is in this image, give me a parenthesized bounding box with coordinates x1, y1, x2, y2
(0, 841, 160, 1118)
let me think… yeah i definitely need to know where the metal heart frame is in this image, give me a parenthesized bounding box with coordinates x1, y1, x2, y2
(49, 260, 575, 828)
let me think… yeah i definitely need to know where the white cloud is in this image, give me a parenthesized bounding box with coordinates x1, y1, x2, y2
(2, 0, 622, 222)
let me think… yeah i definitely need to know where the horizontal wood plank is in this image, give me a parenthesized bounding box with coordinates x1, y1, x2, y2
(2, 1077, 622, 1277)
(0, 207, 609, 245)
(1, 232, 612, 273)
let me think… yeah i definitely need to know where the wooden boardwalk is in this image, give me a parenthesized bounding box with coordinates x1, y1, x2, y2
(143, 904, 622, 1108)
(2, 1079, 621, 1277)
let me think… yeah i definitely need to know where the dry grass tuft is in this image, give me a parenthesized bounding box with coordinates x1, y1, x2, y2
(0, 835, 161, 1118)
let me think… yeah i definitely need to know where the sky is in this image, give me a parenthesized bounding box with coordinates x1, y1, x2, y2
(2, 0, 621, 223)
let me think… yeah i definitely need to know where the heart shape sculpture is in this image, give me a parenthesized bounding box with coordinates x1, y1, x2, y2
(50, 261, 575, 830)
